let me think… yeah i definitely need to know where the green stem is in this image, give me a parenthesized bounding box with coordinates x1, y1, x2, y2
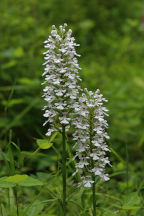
(62, 125, 66, 215)
(14, 186, 19, 216)
(92, 177, 96, 216)
(125, 142, 129, 193)
(89, 112, 96, 216)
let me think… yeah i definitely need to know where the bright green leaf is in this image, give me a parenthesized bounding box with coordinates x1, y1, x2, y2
(122, 206, 140, 210)
(36, 139, 53, 150)
(0, 177, 15, 188)
(49, 132, 58, 142)
(13, 47, 24, 58)
(6, 174, 28, 184)
(19, 176, 43, 187)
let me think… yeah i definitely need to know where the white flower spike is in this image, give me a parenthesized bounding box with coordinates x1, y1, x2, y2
(42, 24, 81, 135)
(73, 88, 111, 188)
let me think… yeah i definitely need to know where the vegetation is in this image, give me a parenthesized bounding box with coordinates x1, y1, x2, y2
(0, 0, 144, 215)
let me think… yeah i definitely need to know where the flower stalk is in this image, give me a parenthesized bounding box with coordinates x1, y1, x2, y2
(73, 88, 111, 215)
(42, 24, 111, 215)
(89, 112, 96, 216)
(92, 178, 96, 216)
(42, 24, 81, 215)
(62, 125, 66, 215)
(14, 186, 19, 216)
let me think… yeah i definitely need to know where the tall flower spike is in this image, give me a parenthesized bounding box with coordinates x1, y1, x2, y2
(42, 24, 81, 136)
(73, 88, 111, 188)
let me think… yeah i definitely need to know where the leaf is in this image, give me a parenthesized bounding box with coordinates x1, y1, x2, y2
(11, 141, 24, 168)
(110, 147, 124, 163)
(2, 60, 17, 69)
(19, 176, 43, 187)
(13, 47, 24, 58)
(0, 177, 15, 188)
(8, 131, 15, 175)
(1, 204, 7, 216)
(103, 211, 117, 216)
(79, 20, 95, 30)
(122, 206, 140, 210)
(49, 132, 58, 142)
(36, 132, 58, 150)
(6, 174, 28, 184)
(24, 201, 44, 216)
(1, 152, 11, 174)
(2, 98, 24, 107)
(0, 175, 43, 188)
(9, 188, 15, 212)
(19, 78, 40, 86)
(36, 139, 53, 150)
(122, 192, 141, 210)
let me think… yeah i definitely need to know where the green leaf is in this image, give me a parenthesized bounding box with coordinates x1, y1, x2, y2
(103, 211, 117, 216)
(6, 174, 28, 184)
(110, 147, 124, 163)
(19, 176, 43, 187)
(49, 132, 58, 142)
(24, 201, 44, 215)
(8, 131, 15, 175)
(9, 188, 15, 212)
(0, 175, 43, 187)
(1, 152, 11, 174)
(1, 204, 7, 216)
(36, 132, 58, 150)
(0, 177, 15, 188)
(2, 98, 24, 107)
(2, 60, 17, 69)
(122, 192, 141, 210)
(11, 141, 24, 168)
(122, 206, 140, 210)
(36, 139, 53, 150)
(13, 47, 24, 58)
(79, 20, 95, 30)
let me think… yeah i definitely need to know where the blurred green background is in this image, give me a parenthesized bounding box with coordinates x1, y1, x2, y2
(1, 0, 144, 215)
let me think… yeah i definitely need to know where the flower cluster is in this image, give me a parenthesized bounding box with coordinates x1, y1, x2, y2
(73, 88, 111, 188)
(42, 24, 81, 136)
(42, 24, 111, 188)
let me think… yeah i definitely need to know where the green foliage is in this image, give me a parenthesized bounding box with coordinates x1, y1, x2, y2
(36, 132, 58, 150)
(36, 139, 53, 150)
(0, 177, 15, 188)
(24, 200, 45, 216)
(0, 174, 43, 187)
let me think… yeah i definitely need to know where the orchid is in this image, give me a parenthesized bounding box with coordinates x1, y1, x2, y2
(42, 24, 111, 216)
(72, 88, 111, 215)
(42, 24, 81, 136)
(73, 88, 111, 188)
(42, 24, 81, 215)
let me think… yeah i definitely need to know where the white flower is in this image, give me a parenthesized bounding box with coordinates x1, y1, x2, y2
(42, 24, 81, 136)
(82, 176, 94, 188)
(59, 115, 70, 125)
(73, 88, 111, 187)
